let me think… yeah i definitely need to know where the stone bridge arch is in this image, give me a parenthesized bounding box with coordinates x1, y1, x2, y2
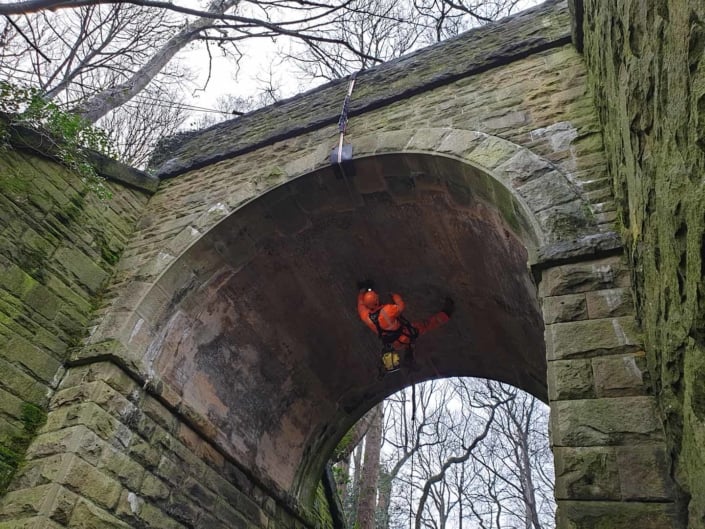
(50, 122, 676, 529)
(85, 128, 597, 367)
(81, 134, 575, 496)
(64, 127, 672, 526)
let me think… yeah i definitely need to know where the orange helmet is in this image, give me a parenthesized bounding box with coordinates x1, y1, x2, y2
(362, 290, 380, 309)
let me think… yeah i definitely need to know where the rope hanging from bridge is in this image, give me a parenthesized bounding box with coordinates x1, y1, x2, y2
(331, 71, 358, 167)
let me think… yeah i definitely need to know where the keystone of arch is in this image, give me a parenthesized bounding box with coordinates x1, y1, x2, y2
(282, 128, 597, 248)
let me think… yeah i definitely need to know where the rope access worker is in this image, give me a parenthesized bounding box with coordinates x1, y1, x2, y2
(356, 279, 454, 372)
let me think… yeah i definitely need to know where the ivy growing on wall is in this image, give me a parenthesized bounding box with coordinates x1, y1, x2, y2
(0, 81, 114, 199)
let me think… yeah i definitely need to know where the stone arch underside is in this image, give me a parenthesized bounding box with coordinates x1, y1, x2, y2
(106, 147, 598, 503)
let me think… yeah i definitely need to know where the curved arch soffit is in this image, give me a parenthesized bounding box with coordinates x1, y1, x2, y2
(99, 130, 598, 371)
(82, 130, 596, 503)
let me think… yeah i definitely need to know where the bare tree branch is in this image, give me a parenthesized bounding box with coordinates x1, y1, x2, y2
(414, 400, 501, 529)
(3, 14, 51, 61)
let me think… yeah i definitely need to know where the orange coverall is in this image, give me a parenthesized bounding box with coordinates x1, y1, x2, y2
(357, 292, 450, 350)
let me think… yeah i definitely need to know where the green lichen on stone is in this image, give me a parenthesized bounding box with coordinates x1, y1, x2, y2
(0, 444, 22, 471)
(494, 186, 522, 234)
(91, 230, 122, 267)
(0, 403, 46, 492)
(581, 0, 705, 524)
(267, 166, 286, 179)
(99, 245, 120, 267)
(20, 403, 46, 435)
(55, 199, 83, 226)
(310, 481, 334, 529)
(0, 172, 30, 197)
(14, 246, 49, 283)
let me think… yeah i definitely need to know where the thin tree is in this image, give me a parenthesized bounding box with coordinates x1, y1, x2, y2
(356, 403, 384, 529)
(378, 378, 554, 529)
(1, 0, 540, 165)
(334, 409, 375, 528)
(385, 382, 458, 529)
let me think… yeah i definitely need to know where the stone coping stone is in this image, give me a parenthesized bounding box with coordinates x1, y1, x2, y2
(5, 119, 158, 193)
(151, 0, 572, 178)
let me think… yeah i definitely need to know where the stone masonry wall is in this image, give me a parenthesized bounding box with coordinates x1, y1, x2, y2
(539, 254, 681, 528)
(0, 361, 315, 529)
(0, 139, 338, 529)
(0, 146, 149, 492)
(578, 0, 705, 525)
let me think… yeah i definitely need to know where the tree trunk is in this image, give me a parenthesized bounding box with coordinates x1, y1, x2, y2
(356, 404, 383, 529)
(346, 441, 365, 527)
(515, 413, 541, 529)
(72, 0, 237, 123)
(377, 468, 392, 529)
(415, 404, 498, 529)
(334, 410, 375, 463)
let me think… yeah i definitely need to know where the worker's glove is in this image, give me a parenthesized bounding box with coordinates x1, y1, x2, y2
(441, 297, 455, 317)
(357, 279, 375, 291)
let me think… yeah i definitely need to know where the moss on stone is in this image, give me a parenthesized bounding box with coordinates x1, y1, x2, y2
(0, 173, 30, 197)
(20, 403, 46, 435)
(0, 403, 47, 492)
(54, 195, 85, 227)
(494, 186, 522, 233)
(581, 0, 705, 524)
(99, 245, 120, 266)
(310, 481, 334, 529)
(15, 247, 49, 283)
(92, 231, 122, 267)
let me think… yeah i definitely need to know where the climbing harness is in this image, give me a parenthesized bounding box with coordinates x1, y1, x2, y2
(330, 72, 358, 171)
(369, 308, 419, 374)
(368, 309, 420, 346)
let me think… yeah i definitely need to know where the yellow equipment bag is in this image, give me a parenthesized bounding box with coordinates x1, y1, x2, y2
(381, 350, 401, 372)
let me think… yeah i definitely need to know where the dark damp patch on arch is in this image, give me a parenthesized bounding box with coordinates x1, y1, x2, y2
(142, 152, 546, 502)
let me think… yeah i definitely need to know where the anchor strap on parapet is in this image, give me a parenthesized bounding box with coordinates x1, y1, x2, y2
(331, 71, 358, 165)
